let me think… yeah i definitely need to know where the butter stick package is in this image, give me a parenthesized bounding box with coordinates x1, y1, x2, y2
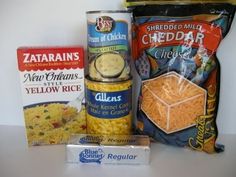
(66, 134, 150, 165)
(126, 0, 236, 153)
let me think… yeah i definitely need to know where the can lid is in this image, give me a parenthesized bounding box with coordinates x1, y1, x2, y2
(85, 75, 132, 83)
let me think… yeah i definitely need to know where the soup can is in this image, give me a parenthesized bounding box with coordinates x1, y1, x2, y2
(86, 11, 132, 82)
(85, 76, 132, 135)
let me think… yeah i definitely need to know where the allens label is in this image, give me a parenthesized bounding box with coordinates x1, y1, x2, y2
(86, 89, 131, 119)
(95, 93, 122, 102)
(137, 21, 222, 54)
(17, 47, 84, 71)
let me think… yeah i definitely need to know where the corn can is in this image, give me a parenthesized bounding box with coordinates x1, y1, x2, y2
(86, 11, 132, 82)
(85, 76, 132, 135)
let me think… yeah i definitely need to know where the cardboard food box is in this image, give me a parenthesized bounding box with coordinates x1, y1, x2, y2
(141, 72, 206, 134)
(17, 46, 86, 145)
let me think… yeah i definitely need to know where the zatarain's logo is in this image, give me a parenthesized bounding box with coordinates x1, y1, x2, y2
(22, 52, 80, 63)
(79, 148, 105, 164)
(95, 16, 114, 33)
(95, 93, 122, 102)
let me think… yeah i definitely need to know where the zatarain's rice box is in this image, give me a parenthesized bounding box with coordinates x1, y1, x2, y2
(17, 46, 86, 146)
(86, 11, 132, 82)
(126, 0, 236, 153)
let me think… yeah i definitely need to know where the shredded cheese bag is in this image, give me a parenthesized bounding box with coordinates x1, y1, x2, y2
(126, 0, 236, 153)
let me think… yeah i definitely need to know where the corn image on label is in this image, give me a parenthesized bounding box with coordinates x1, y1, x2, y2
(85, 78, 132, 135)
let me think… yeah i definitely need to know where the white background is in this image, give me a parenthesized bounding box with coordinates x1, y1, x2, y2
(0, 0, 235, 134)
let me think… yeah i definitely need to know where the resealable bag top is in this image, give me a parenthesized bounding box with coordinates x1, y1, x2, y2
(126, 0, 236, 153)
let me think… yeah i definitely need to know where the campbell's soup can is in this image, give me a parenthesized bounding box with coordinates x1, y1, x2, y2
(85, 76, 132, 135)
(86, 11, 132, 82)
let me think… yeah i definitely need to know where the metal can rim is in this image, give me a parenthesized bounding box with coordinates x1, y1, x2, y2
(86, 10, 131, 14)
(86, 75, 132, 84)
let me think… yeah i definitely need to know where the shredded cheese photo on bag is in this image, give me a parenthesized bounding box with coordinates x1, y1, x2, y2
(126, 0, 236, 153)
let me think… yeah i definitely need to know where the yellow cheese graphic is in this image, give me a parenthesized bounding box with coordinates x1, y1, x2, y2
(141, 72, 206, 134)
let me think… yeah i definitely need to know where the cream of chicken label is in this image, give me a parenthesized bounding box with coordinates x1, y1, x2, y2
(86, 11, 132, 81)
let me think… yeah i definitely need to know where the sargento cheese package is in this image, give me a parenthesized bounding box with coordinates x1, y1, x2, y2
(126, 0, 236, 153)
(17, 47, 86, 146)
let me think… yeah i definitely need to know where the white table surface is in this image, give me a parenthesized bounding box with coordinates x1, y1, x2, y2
(0, 125, 235, 177)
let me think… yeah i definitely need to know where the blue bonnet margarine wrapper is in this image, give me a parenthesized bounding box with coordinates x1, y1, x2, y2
(66, 134, 150, 165)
